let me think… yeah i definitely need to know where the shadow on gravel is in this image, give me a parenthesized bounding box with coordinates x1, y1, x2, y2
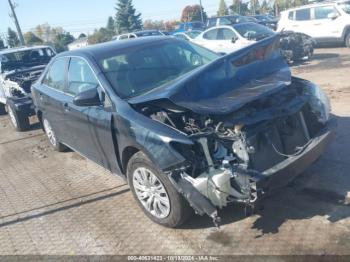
(182, 115, 350, 235)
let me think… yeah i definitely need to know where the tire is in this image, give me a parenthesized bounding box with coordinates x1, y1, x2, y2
(42, 116, 67, 152)
(6, 103, 30, 131)
(345, 33, 350, 48)
(0, 104, 6, 115)
(127, 151, 192, 227)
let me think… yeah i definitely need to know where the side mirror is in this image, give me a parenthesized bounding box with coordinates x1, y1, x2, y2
(328, 12, 338, 20)
(232, 35, 238, 43)
(73, 88, 102, 107)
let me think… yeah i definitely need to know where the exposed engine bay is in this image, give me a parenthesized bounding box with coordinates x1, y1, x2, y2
(0, 67, 45, 99)
(0, 46, 55, 102)
(135, 78, 331, 225)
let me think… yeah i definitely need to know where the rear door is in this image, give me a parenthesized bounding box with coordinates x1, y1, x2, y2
(288, 8, 314, 36)
(64, 57, 118, 172)
(39, 57, 69, 140)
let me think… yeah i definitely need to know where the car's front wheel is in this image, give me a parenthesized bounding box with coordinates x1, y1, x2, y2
(127, 152, 192, 227)
(42, 116, 67, 152)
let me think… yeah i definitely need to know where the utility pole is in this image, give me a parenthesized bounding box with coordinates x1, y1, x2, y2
(8, 0, 25, 46)
(199, 0, 204, 23)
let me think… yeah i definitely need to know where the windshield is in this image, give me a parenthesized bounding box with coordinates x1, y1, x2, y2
(339, 1, 350, 14)
(0, 48, 55, 72)
(233, 23, 275, 40)
(99, 40, 220, 99)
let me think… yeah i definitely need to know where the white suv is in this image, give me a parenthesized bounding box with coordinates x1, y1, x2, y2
(277, 0, 350, 47)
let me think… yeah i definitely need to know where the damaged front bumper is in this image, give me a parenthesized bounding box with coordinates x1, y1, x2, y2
(258, 117, 337, 193)
(169, 118, 336, 226)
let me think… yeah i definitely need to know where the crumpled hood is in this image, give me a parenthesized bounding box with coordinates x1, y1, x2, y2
(128, 35, 291, 115)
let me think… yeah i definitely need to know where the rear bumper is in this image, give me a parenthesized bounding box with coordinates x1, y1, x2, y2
(257, 118, 337, 193)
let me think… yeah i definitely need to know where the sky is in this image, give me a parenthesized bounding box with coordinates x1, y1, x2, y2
(0, 0, 221, 38)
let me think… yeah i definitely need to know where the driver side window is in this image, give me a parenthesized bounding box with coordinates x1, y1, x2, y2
(67, 57, 99, 96)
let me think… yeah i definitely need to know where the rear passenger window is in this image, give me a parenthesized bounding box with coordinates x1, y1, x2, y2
(288, 11, 295, 20)
(67, 58, 99, 96)
(42, 57, 66, 91)
(295, 8, 311, 21)
(218, 28, 236, 40)
(314, 6, 337, 19)
(203, 29, 219, 40)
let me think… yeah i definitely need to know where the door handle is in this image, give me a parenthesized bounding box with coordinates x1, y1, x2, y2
(63, 103, 71, 112)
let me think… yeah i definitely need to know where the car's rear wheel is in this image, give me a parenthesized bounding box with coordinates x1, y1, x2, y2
(346, 33, 350, 48)
(0, 104, 7, 115)
(42, 116, 67, 152)
(6, 103, 30, 131)
(127, 152, 192, 227)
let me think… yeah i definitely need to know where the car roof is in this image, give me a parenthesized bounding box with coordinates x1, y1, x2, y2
(0, 45, 53, 55)
(56, 36, 175, 59)
(282, 0, 346, 12)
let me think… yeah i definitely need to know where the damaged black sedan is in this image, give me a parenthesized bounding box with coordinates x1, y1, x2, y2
(32, 36, 335, 227)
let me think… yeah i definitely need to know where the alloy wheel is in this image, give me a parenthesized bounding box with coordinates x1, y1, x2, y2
(7, 106, 17, 128)
(132, 167, 171, 219)
(43, 119, 57, 147)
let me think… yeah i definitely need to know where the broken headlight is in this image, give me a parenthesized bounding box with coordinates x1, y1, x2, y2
(307, 83, 331, 124)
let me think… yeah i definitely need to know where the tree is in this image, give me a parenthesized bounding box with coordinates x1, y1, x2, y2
(53, 32, 75, 52)
(217, 0, 229, 16)
(107, 16, 116, 33)
(7, 28, 20, 48)
(180, 5, 208, 22)
(115, 0, 142, 34)
(78, 33, 87, 39)
(34, 23, 64, 43)
(143, 20, 164, 30)
(0, 38, 5, 50)
(164, 20, 178, 32)
(24, 32, 43, 45)
(229, 0, 249, 15)
(88, 28, 111, 44)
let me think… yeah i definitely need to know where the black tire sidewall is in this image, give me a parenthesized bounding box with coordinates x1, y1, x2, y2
(6, 103, 29, 132)
(127, 152, 191, 227)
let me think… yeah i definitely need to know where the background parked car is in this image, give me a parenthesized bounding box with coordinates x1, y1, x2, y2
(277, 0, 350, 47)
(206, 15, 256, 28)
(113, 30, 165, 40)
(251, 14, 278, 30)
(173, 21, 206, 33)
(0, 46, 56, 131)
(193, 22, 275, 54)
(173, 30, 203, 41)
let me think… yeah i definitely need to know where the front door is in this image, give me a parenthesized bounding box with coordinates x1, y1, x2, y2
(64, 57, 119, 172)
